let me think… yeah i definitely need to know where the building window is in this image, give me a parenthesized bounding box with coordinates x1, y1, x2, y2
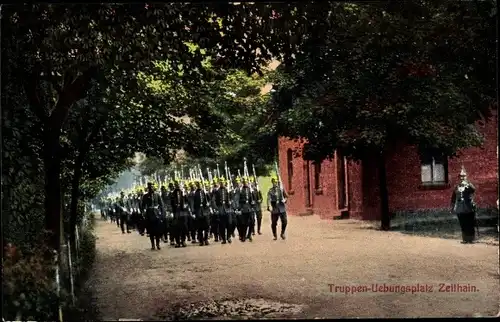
(314, 162, 322, 190)
(420, 150, 448, 185)
(287, 149, 293, 191)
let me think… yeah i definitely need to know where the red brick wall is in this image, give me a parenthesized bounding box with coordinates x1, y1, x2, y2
(310, 158, 340, 220)
(386, 110, 498, 212)
(278, 110, 497, 219)
(278, 137, 306, 216)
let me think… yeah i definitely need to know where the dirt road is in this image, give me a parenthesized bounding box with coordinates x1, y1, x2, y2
(87, 215, 499, 320)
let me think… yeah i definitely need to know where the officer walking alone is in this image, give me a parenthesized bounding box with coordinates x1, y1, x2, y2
(267, 177, 288, 240)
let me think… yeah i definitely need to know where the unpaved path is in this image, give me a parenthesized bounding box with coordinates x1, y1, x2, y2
(87, 215, 499, 319)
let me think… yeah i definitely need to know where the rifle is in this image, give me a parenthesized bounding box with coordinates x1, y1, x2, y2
(252, 163, 260, 192)
(243, 157, 254, 193)
(274, 160, 285, 203)
(198, 166, 212, 213)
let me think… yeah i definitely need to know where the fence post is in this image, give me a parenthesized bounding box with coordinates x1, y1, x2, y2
(67, 239, 76, 306)
(75, 225, 80, 265)
(54, 250, 63, 322)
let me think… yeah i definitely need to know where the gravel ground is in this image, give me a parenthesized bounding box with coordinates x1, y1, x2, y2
(87, 215, 499, 320)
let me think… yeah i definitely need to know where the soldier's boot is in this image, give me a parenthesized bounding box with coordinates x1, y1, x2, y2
(156, 236, 161, 250)
(150, 236, 155, 250)
(272, 225, 278, 240)
(257, 217, 262, 234)
(247, 227, 253, 242)
(204, 239, 209, 246)
(280, 232, 286, 240)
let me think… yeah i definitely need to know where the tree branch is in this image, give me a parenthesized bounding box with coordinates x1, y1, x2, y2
(24, 70, 49, 125)
(49, 67, 98, 130)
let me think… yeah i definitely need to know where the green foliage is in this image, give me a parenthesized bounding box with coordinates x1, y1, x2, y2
(271, 1, 497, 161)
(2, 241, 59, 321)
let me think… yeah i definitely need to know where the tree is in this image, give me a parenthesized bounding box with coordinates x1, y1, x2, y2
(270, 1, 497, 230)
(2, 3, 299, 252)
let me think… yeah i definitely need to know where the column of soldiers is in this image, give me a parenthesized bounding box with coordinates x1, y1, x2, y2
(100, 172, 289, 250)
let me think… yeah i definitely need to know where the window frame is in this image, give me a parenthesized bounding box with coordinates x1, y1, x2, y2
(419, 150, 449, 187)
(314, 161, 322, 192)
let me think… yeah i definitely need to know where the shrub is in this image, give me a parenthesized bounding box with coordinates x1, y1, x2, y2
(2, 241, 59, 321)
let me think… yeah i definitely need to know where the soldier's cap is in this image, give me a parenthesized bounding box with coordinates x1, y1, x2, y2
(242, 176, 248, 182)
(249, 176, 255, 182)
(218, 177, 225, 183)
(271, 176, 278, 181)
(120, 191, 125, 194)
(235, 177, 241, 183)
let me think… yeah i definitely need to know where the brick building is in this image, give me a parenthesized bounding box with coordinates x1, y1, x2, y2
(277, 110, 498, 220)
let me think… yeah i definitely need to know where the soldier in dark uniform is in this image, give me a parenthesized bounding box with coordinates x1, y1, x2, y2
(267, 177, 288, 240)
(110, 198, 119, 226)
(166, 182, 176, 245)
(170, 180, 189, 248)
(250, 177, 263, 235)
(209, 179, 220, 242)
(106, 198, 114, 223)
(160, 185, 170, 243)
(141, 182, 165, 250)
(187, 181, 197, 243)
(215, 178, 233, 244)
(236, 177, 255, 242)
(451, 166, 477, 244)
(194, 180, 211, 246)
(129, 191, 138, 232)
(117, 192, 131, 234)
(229, 178, 239, 238)
(233, 177, 244, 239)
(126, 192, 135, 230)
(135, 189, 146, 236)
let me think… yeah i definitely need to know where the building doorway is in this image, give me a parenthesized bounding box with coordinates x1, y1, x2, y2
(337, 153, 348, 210)
(304, 160, 312, 208)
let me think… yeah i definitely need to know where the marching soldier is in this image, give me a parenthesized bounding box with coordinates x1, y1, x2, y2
(215, 178, 233, 244)
(236, 177, 255, 242)
(250, 177, 263, 235)
(194, 180, 211, 246)
(162, 183, 175, 245)
(106, 198, 114, 223)
(117, 192, 131, 233)
(187, 181, 197, 243)
(171, 180, 189, 248)
(141, 182, 165, 250)
(267, 177, 288, 240)
(160, 185, 171, 243)
(451, 166, 477, 244)
(210, 179, 220, 242)
(135, 188, 146, 236)
(233, 177, 244, 239)
(126, 192, 135, 230)
(111, 198, 120, 228)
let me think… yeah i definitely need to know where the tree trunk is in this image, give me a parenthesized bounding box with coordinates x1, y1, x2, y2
(43, 128, 63, 322)
(378, 153, 391, 231)
(69, 152, 84, 256)
(43, 128, 62, 252)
